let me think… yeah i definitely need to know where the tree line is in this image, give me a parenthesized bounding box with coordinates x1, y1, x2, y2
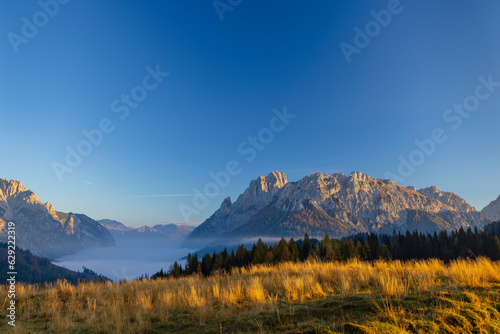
(0, 243, 108, 284)
(151, 221, 500, 280)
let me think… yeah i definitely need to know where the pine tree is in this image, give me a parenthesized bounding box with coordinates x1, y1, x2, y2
(340, 240, 357, 260)
(302, 233, 312, 260)
(363, 241, 372, 261)
(235, 244, 248, 267)
(377, 244, 392, 260)
(356, 240, 368, 260)
(409, 231, 420, 259)
(264, 250, 274, 264)
(185, 253, 193, 274)
(275, 238, 291, 262)
(486, 235, 500, 260)
(288, 238, 301, 261)
(212, 252, 225, 272)
(368, 233, 380, 259)
(252, 238, 268, 264)
(423, 235, 433, 259)
(391, 229, 400, 259)
(201, 253, 212, 276)
(169, 261, 182, 278)
(185, 253, 198, 275)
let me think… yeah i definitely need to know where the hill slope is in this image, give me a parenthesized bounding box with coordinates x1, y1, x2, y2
(0, 243, 107, 284)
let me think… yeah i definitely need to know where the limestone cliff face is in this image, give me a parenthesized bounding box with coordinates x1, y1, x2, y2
(186, 171, 492, 244)
(482, 194, 500, 222)
(186, 171, 288, 240)
(417, 186, 476, 213)
(0, 178, 115, 258)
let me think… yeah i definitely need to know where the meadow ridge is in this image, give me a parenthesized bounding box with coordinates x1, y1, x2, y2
(1, 258, 500, 333)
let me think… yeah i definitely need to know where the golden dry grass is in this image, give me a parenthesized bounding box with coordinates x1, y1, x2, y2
(1, 257, 500, 333)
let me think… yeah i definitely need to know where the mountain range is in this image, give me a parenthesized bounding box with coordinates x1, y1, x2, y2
(98, 219, 194, 246)
(0, 178, 114, 258)
(1, 174, 497, 258)
(186, 171, 494, 247)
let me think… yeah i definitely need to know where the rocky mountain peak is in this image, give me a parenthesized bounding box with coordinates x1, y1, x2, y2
(219, 196, 232, 214)
(417, 186, 475, 213)
(0, 179, 28, 198)
(22, 190, 40, 205)
(0, 178, 115, 257)
(482, 194, 500, 221)
(44, 202, 58, 217)
(186, 172, 288, 242)
(267, 170, 288, 184)
(348, 171, 365, 181)
(244, 171, 288, 203)
(418, 186, 442, 197)
(251, 171, 287, 193)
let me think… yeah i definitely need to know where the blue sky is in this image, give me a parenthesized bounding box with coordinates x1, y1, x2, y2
(1, 0, 500, 227)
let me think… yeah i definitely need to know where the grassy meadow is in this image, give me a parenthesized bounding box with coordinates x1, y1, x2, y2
(2, 257, 500, 333)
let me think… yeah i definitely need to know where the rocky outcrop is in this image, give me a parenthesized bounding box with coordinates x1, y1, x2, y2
(417, 186, 475, 213)
(0, 178, 115, 258)
(186, 171, 492, 246)
(481, 195, 500, 222)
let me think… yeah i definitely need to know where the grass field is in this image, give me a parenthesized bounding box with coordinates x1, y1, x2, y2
(2, 257, 500, 333)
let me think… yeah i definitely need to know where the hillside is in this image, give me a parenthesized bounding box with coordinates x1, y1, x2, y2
(4, 258, 500, 333)
(0, 243, 107, 284)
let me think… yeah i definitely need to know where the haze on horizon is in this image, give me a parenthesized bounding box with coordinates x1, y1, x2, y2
(2, 0, 500, 228)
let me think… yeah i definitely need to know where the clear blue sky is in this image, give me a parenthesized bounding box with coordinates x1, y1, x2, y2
(1, 0, 500, 227)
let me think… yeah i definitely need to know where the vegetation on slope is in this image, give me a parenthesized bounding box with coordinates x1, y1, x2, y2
(0, 243, 108, 285)
(154, 225, 500, 280)
(1, 258, 500, 333)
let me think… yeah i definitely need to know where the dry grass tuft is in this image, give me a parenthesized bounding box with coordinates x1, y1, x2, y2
(2, 257, 500, 333)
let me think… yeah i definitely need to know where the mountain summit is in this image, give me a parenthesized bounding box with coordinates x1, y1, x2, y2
(186, 171, 491, 246)
(0, 178, 115, 258)
(187, 171, 288, 240)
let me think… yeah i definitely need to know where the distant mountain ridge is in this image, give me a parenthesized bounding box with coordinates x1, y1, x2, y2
(98, 219, 134, 232)
(98, 219, 194, 246)
(186, 171, 492, 247)
(0, 179, 115, 258)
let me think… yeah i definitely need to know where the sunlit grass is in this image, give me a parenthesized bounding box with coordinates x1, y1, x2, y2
(1, 257, 500, 333)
